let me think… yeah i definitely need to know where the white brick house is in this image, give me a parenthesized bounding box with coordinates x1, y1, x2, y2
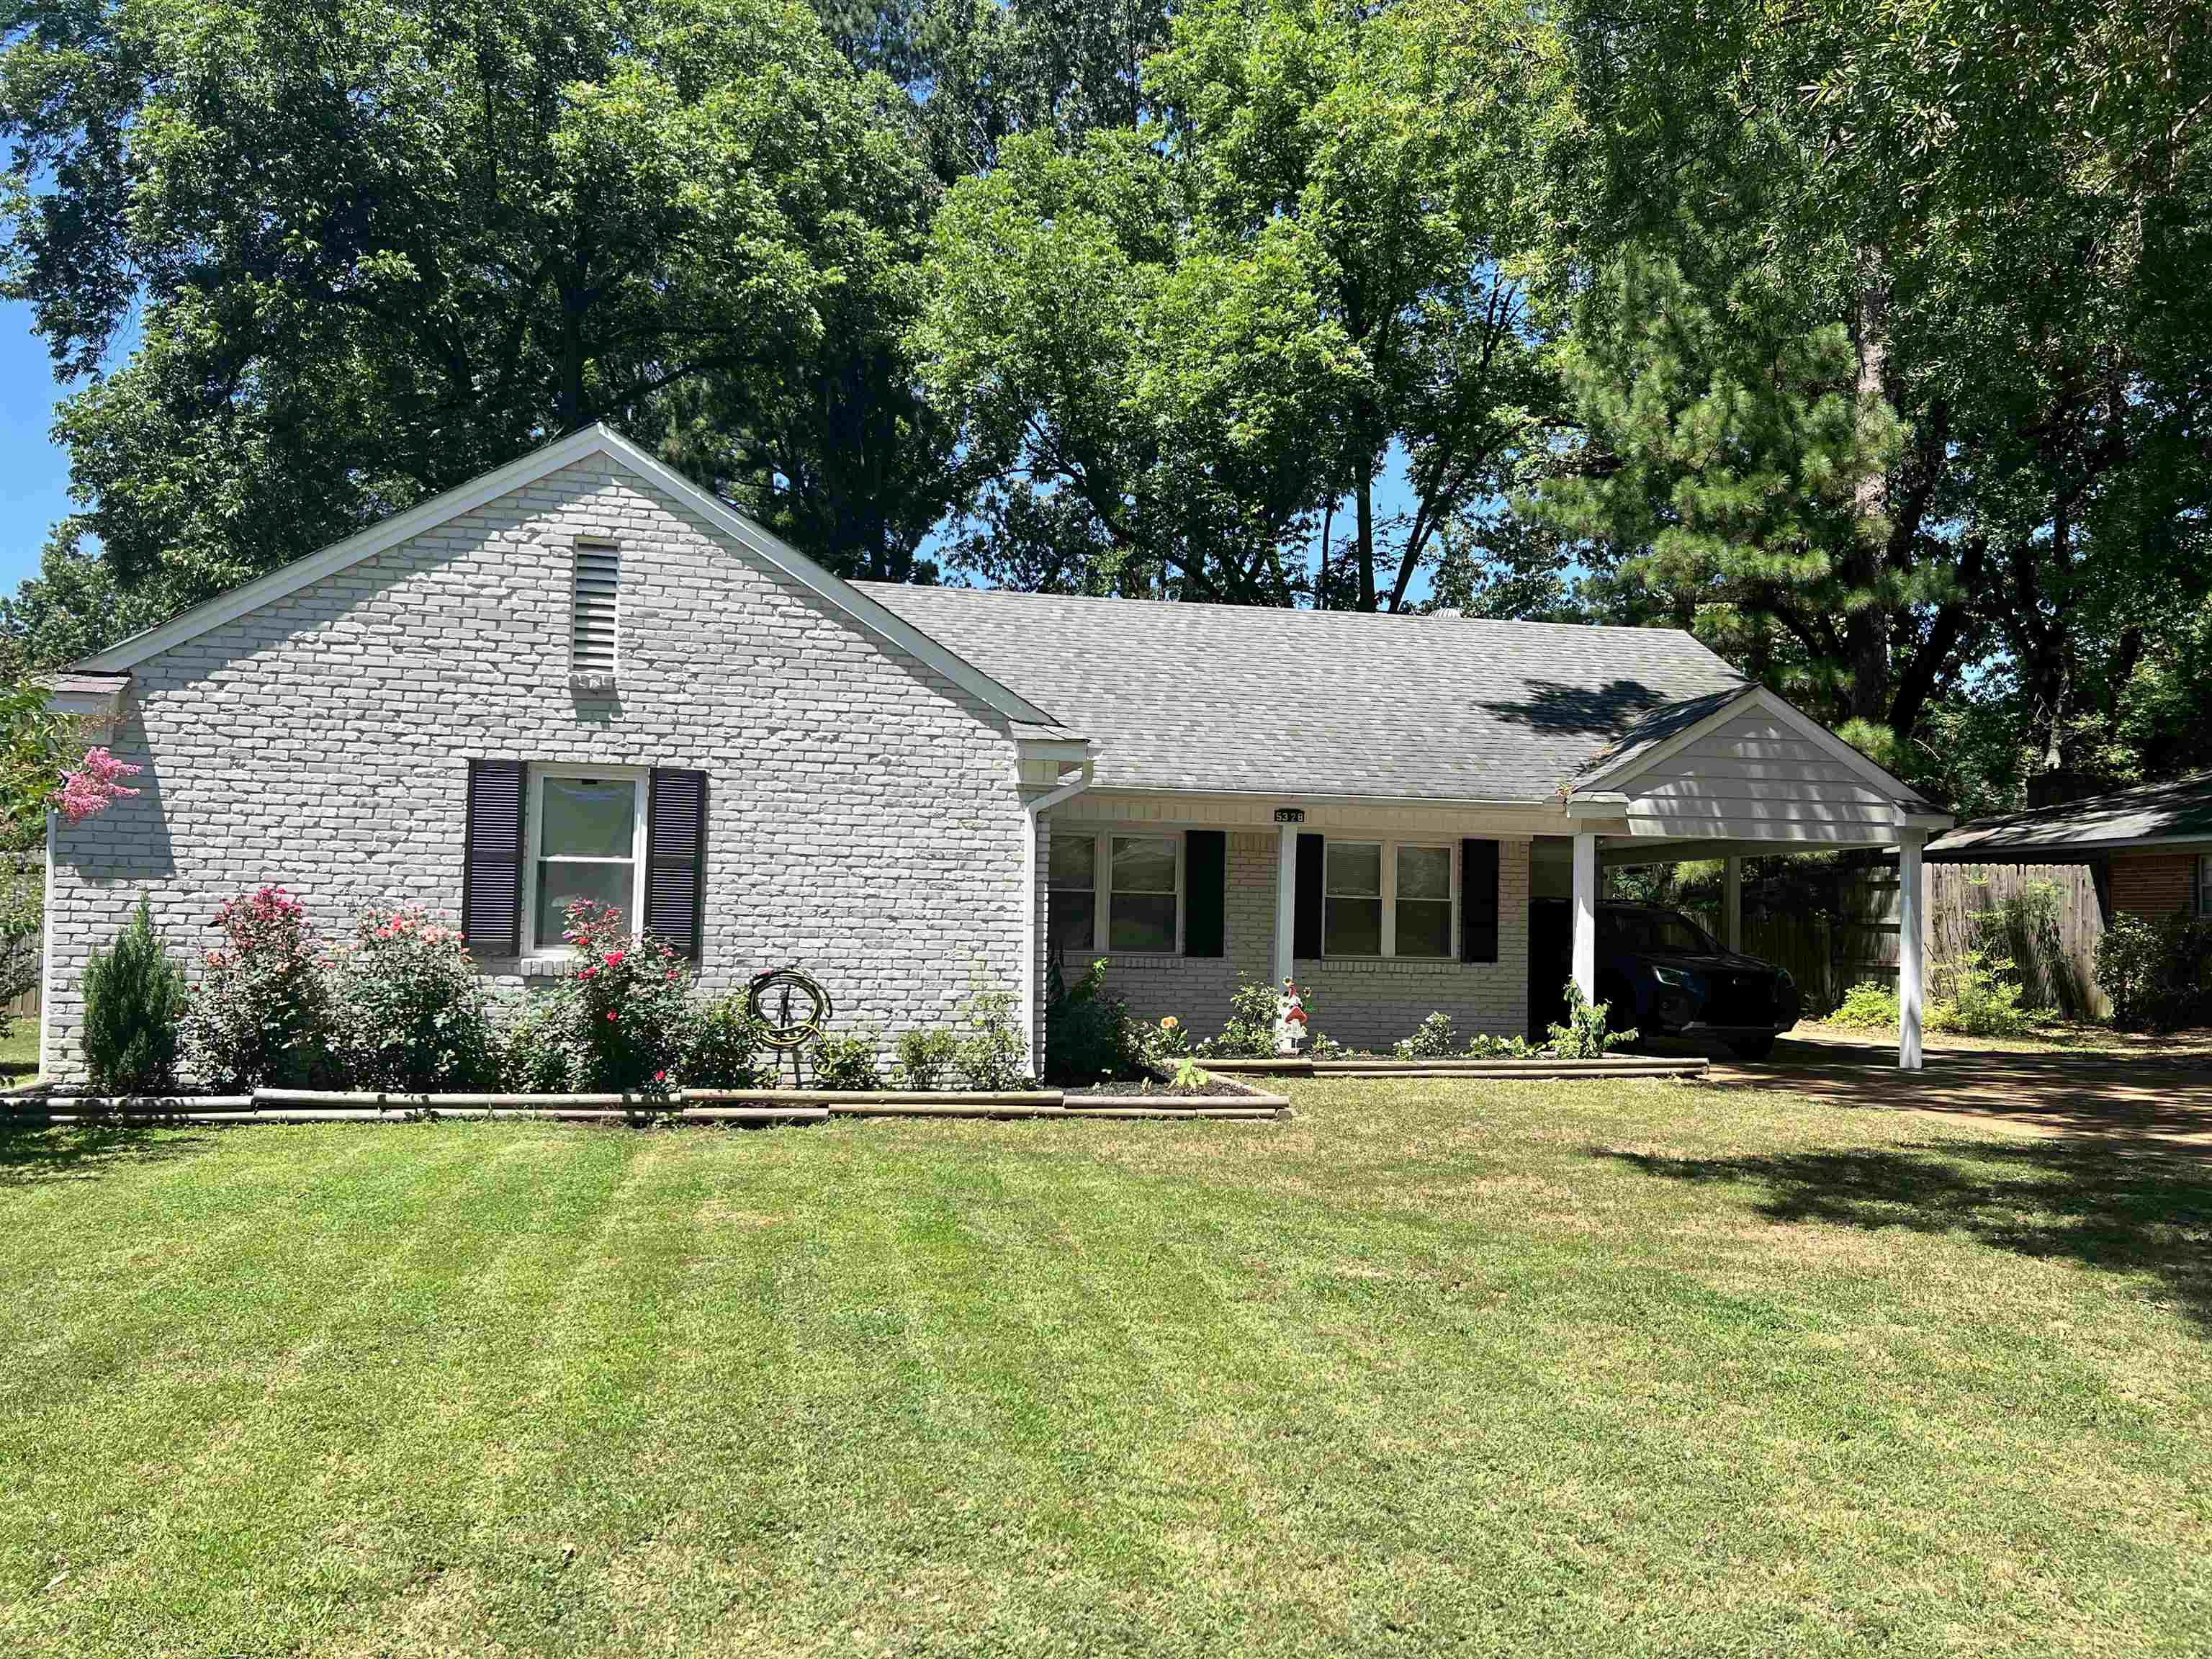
(40, 425, 1954, 1082)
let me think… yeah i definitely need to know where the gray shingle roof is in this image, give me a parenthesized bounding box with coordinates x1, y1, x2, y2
(858, 584, 1750, 801)
(1926, 773, 2212, 860)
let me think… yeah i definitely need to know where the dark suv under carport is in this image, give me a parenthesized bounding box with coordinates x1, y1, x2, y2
(1529, 898, 1802, 1060)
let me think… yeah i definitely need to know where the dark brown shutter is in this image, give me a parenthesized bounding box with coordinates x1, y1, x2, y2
(1293, 832, 1325, 959)
(462, 760, 526, 954)
(1185, 831, 1226, 958)
(646, 768, 708, 961)
(1462, 838, 1500, 963)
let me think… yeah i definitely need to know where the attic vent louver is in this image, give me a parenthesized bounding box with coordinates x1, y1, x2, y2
(571, 541, 620, 683)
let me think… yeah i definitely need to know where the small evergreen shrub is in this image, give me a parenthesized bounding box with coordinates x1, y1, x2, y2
(895, 1025, 959, 1089)
(81, 897, 187, 1094)
(2096, 914, 2212, 1031)
(328, 906, 495, 1092)
(1045, 958, 1136, 1082)
(1830, 981, 1900, 1029)
(183, 886, 332, 1089)
(1545, 980, 1636, 1059)
(813, 1031, 881, 1089)
(956, 972, 1029, 1090)
(685, 995, 764, 1089)
(1393, 1011, 1460, 1059)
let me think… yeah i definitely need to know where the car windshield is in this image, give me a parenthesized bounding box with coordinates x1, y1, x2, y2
(1602, 909, 1717, 955)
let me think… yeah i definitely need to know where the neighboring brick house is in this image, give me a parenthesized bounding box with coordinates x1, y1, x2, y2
(40, 424, 1954, 1082)
(1927, 774, 2212, 924)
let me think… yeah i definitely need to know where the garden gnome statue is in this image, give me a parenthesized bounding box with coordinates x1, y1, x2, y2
(1274, 977, 1309, 1056)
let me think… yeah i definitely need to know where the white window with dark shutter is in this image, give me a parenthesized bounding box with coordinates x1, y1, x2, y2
(571, 541, 621, 682)
(463, 760, 708, 961)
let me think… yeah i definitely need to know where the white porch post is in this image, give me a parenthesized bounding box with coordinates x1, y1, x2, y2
(1571, 832, 1599, 1005)
(1898, 827, 1925, 1071)
(1722, 855, 1743, 953)
(1274, 816, 1299, 986)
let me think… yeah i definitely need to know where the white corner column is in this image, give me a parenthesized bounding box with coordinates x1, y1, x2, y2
(1898, 827, 1925, 1071)
(1571, 832, 1599, 1005)
(1274, 813, 1300, 986)
(1018, 760, 1094, 1080)
(1020, 804, 1040, 1078)
(37, 808, 55, 1081)
(1722, 855, 1743, 953)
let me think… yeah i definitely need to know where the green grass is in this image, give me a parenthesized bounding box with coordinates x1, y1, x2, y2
(0, 1015, 37, 1084)
(4, 1081, 2209, 1656)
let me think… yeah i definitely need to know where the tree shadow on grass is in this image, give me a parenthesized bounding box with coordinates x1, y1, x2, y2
(1601, 1139, 2212, 1328)
(0, 1123, 210, 1191)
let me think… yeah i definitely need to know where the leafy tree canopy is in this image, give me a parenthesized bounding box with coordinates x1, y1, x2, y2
(0, 0, 945, 664)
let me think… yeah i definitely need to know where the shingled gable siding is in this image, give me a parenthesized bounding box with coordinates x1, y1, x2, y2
(43, 458, 1030, 1082)
(1045, 829, 1532, 1051)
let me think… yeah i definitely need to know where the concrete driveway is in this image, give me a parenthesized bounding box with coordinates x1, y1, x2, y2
(1695, 1028, 2212, 1148)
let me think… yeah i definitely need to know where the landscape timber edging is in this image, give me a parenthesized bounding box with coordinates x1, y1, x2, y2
(1200, 1055, 1710, 1080)
(3, 1082, 1286, 1125)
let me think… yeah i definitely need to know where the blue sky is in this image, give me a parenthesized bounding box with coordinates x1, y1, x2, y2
(0, 297, 75, 594)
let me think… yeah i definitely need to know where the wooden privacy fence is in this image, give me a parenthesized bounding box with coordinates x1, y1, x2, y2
(1686, 857, 2108, 1019)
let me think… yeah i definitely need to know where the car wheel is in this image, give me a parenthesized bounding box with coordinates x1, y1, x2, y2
(1728, 1034, 1778, 1062)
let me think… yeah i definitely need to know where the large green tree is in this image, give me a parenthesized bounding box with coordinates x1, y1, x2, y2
(0, 0, 944, 663)
(918, 0, 1572, 608)
(1544, 0, 2212, 779)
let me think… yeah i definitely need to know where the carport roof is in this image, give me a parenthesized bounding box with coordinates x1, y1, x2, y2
(1925, 773, 2212, 861)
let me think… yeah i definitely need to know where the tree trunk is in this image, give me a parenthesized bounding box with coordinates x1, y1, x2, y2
(1354, 469, 1375, 611)
(1844, 260, 1893, 727)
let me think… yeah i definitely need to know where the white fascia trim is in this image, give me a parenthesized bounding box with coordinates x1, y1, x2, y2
(1563, 791, 1629, 818)
(1570, 684, 1938, 813)
(74, 426, 615, 673)
(1095, 785, 1559, 814)
(71, 424, 1069, 733)
(1928, 831, 2212, 860)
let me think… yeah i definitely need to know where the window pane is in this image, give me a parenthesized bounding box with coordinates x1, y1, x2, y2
(541, 776, 634, 858)
(1111, 836, 1177, 895)
(1324, 896, 1382, 956)
(1398, 899, 1452, 959)
(536, 858, 634, 944)
(1398, 845, 1452, 902)
(1051, 892, 1097, 953)
(1110, 892, 1177, 953)
(1050, 835, 1095, 891)
(1327, 842, 1382, 897)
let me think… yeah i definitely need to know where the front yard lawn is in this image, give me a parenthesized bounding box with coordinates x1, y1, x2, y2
(0, 1016, 37, 1084)
(4, 1078, 2209, 1655)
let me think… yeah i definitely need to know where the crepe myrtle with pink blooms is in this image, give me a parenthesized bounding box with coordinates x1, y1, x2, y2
(58, 747, 140, 822)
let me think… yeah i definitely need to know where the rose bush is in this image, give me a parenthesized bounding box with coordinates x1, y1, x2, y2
(557, 899, 693, 1092)
(328, 906, 496, 1092)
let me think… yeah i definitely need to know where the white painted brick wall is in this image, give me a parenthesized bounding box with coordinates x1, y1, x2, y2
(1050, 832, 1532, 1052)
(45, 459, 1033, 1082)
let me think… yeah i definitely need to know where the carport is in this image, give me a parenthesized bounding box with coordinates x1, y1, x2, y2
(1552, 685, 1954, 1069)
